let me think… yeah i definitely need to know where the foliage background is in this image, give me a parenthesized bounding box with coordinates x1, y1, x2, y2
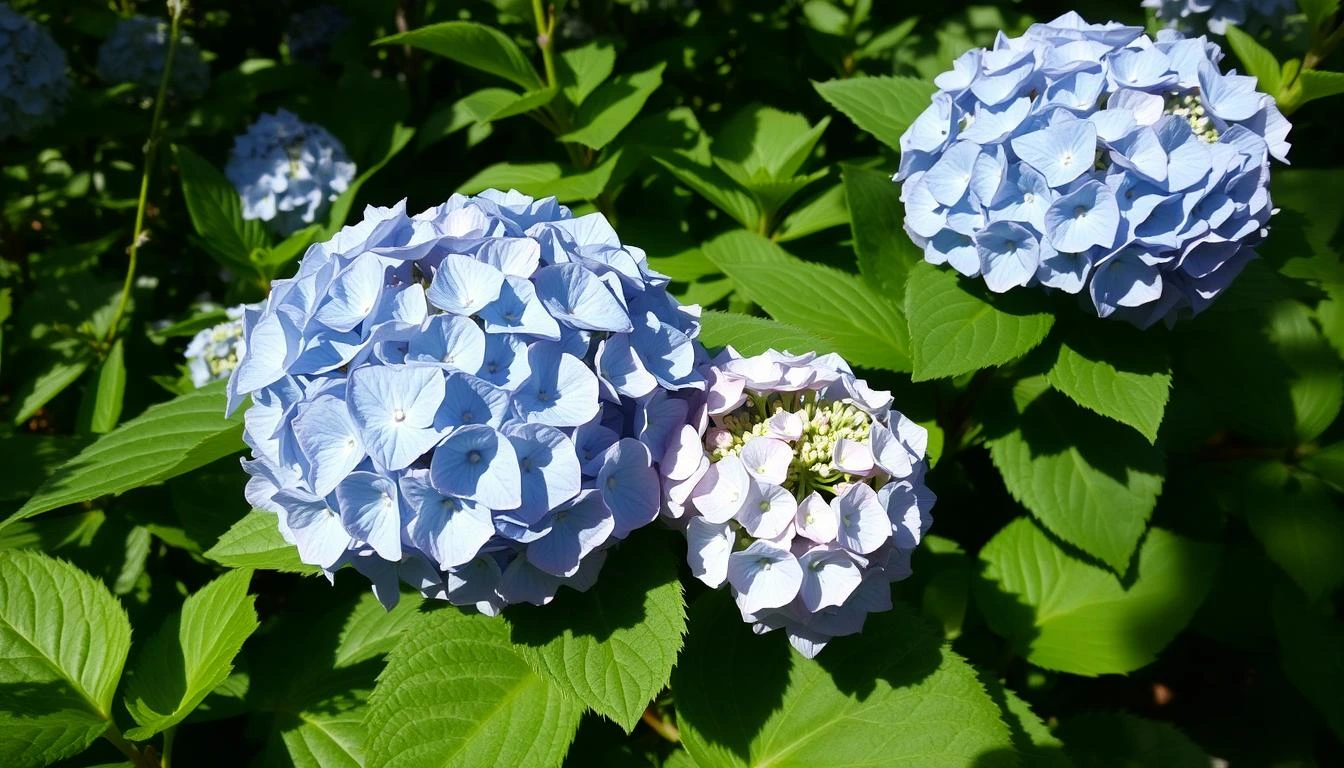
(3, 0, 1344, 766)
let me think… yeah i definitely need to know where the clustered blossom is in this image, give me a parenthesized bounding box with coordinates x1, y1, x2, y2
(286, 5, 349, 62)
(1143, 0, 1293, 35)
(0, 3, 69, 140)
(226, 109, 356, 237)
(659, 349, 934, 657)
(185, 305, 250, 388)
(896, 12, 1289, 326)
(229, 190, 705, 613)
(97, 15, 210, 100)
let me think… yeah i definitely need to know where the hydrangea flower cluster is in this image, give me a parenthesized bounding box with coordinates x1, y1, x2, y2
(97, 15, 210, 100)
(0, 3, 69, 140)
(659, 348, 934, 657)
(1143, 0, 1293, 35)
(229, 190, 705, 613)
(185, 305, 250, 388)
(225, 110, 356, 237)
(286, 5, 349, 62)
(896, 12, 1290, 326)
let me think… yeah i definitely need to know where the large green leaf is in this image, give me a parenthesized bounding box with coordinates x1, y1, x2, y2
(653, 153, 761, 230)
(673, 594, 1014, 768)
(0, 550, 131, 767)
(205, 510, 320, 574)
(508, 533, 685, 731)
(364, 608, 583, 768)
(560, 63, 665, 150)
(976, 518, 1219, 676)
(124, 568, 259, 739)
(843, 164, 921, 298)
(3, 380, 245, 532)
(1272, 583, 1344, 741)
(558, 40, 616, 107)
(987, 391, 1166, 572)
(904, 264, 1054, 381)
(1241, 461, 1344, 602)
(699, 311, 838, 357)
(175, 145, 270, 273)
(1046, 323, 1172, 443)
(712, 104, 828, 182)
(703, 230, 911, 371)
(334, 592, 423, 670)
(375, 22, 544, 91)
(812, 76, 936, 152)
(1057, 713, 1208, 767)
(774, 182, 849, 242)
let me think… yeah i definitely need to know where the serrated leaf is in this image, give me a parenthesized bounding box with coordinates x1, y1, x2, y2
(712, 104, 827, 181)
(844, 163, 921, 297)
(275, 709, 366, 768)
(703, 230, 911, 371)
(560, 63, 665, 150)
(989, 681, 1071, 768)
(1298, 69, 1344, 106)
(87, 338, 126, 434)
(904, 263, 1054, 381)
(364, 608, 583, 768)
(375, 22, 544, 91)
(813, 76, 936, 152)
(653, 153, 761, 230)
(123, 568, 259, 739)
(205, 510, 318, 574)
(699, 310, 839, 357)
(1224, 26, 1282, 97)
(0, 550, 131, 767)
(1057, 712, 1208, 767)
(1046, 323, 1172, 442)
(558, 40, 616, 107)
(1241, 461, 1344, 601)
(976, 518, 1219, 676)
(1272, 582, 1344, 741)
(334, 591, 422, 669)
(3, 380, 246, 532)
(673, 593, 1015, 768)
(774, 182, 849, 242)
(175, 145, 270, 273)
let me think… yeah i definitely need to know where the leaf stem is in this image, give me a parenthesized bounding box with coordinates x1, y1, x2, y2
(162, 726, 176, 768)
(640, 706, 681, 742)
(105, 1, 186, 346)
(103, 722, 153, 768)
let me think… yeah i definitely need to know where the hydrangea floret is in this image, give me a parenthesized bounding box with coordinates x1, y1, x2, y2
(659, 348, 934, 657)
(225, 110, 356, 237)
(1, 3, 69, 140)
(228, 190, 705, 613)
(286, 5, 349, 62)
(97, 15, 210, 100)
(1143, 0, 1294, 35)
(896, 12, 1290, 326)
(185, 305, 251, 388)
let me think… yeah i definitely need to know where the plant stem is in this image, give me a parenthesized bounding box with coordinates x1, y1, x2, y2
(162, 727, 176, 768)
(103, 722, 153, 768)
(105, 1, 186, 346)
(531, 0, 559, 92)
(641, 707, 680, 742)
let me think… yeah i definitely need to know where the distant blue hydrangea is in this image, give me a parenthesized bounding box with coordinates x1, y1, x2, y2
(97, 15, 210, 100)
(896, 12, 1290, 326)
(228, 191, 706, 613)
(0, 3, 70, 140)
(226, 110, 356, 237)
(185, 305, 251, 388)
(659, 348, 934, 657)
(1143, 0, 1294, 35)
(286, 5, 349, 62)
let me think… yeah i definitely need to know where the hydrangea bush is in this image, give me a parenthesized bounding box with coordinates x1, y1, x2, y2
(97, 14, 210, 99)
(0, 3, 69, 140)
(896, 12, 1289, 325)
(225, 109, 356, 236)
(184, 304, 249, 387)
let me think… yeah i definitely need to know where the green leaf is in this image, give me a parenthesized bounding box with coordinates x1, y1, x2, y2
(844, 164, 921, 298)
(112, 525, 151, 596)
(989, 681, 1071, 768)
(976, 518, 1219, 676)
(11, 351, 91, 426)
(175, 144, 269, 273)
(124, 568, 259, 739)
(87, 339, 126, 434)
(560, 63, 665, 150)
(458, 154, 623, 203)
(699, 311, 839, 357)
(0, 550, 131, 767)
(364, 608, 583, 768)
(813, 76, 936, 152)
(1046, 323, 1172, 442)
(774, 182, 849, 242)
(1301, 441, 1344, 492)
(673, 594, 1015, 768)
(703, 230, 911, 371)
(334, 591, 423, 669)
(1299, 0, 1341, 30)
(322, 124, 416, 238)
(988, 392, 1165, 572)
(1272, 582, 1344, 741)
(274, 708, 366, 768)
(1297, 68, 1344, 106)
(712, 104, 828, 181)
(375, 22, 544, 91)
(1241, 461, 1344, 601)
(0, 435, 91, 502)
(508, 533, 686, 731)
(3, 380, 245, 532)
(904, 263, 1054, 381)
(1057, 713, 1208, 767)
(1224, 26, 1282, 97)
(652, 153, 761, 230)
(558, 40, 616, 107)
(204, 509, 319, 574)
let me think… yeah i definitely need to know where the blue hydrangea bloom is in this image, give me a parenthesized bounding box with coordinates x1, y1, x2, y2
(225, 110, 356, 237)
(184, 304, 254, 388)
(0, 3, 69, 140)
(97, 15, 210, 100)
(659, 348, 935, 657)
(1144, 0, 1294, 35)
(229, 190, 706, 613)
(286, 5, 350, 62)
(896, 12, 1290, 326)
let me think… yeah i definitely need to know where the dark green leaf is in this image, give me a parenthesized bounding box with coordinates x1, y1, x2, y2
(1241, 461, 1344, 601)
(1272, 582, 1344, 741)
(844, 164, 921, 298)
(560, 63, 665, 150)
(175, 145, 269, 273)
(699, 311, 838, 357)
(1057, 712, 1208, 767)
(813, 76, 936, 152)
(1046, 323, 1172, 443)
(87, 339, 126, 434)
(375, 22, 544, 91)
